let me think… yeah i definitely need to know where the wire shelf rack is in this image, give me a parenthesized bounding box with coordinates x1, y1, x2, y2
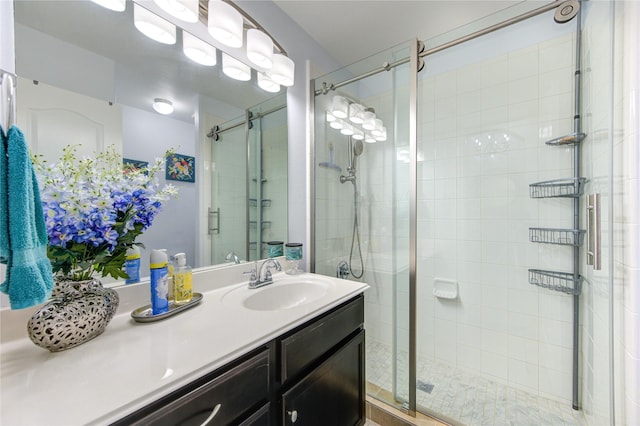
(529, 177, 586, 198)
(528, 269, 582, 295)
(529, 228, 585, 246)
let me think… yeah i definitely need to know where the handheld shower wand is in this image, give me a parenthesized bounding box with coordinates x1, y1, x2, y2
(339, 138, 364, 279)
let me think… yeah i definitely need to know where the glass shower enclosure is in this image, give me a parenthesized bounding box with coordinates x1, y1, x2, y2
(312, 1, 614, 425)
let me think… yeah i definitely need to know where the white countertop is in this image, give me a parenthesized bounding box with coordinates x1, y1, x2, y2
(0, 268, 368, 426)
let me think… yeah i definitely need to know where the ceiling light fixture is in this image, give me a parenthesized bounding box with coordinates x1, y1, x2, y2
(207, 0, 243, 48)
(134, 3, 176, 45)
(183, 32, 217, 66)
(153, 98, 174, 115)
(153, 0, 199, 23)
(90, 0, 126, 12)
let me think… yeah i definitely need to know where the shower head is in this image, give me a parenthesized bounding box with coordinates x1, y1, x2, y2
(353, 139, 364, 157)
(554, 0, 580, 24)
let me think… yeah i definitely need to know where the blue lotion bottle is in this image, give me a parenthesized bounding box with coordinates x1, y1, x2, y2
(150, 249, 169, 315)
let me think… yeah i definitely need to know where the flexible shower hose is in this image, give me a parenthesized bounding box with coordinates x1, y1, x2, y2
(349, 182, 364, 279)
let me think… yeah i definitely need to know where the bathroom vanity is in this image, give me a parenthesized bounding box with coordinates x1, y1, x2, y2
(114, 295, 365, 425)
(0, 265, 368, 425)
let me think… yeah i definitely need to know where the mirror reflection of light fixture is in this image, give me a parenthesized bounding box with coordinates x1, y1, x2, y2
(362, 110, 376, 130)
(134, 3, 176, 45)
(153, 0, 198, 23)
(222, 53, 251, 81)
(271, 54, 295, 87)
(153, 98, 174, 115)
(257, 73, 280, 93)
(329, 120, 343, 130)
(183, 32, 217, 66)
(247, 29, 274, 69)
(349, 103, 365, 124)
(207, 0, 243, 48)
(90, 0, 125, 12)
(326, 96, 385, 143)
(340, 123, 354, 136)
(331, 96, 349, 119)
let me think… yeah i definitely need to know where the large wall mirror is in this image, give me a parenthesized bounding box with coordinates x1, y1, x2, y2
(12, 0, 288, 285)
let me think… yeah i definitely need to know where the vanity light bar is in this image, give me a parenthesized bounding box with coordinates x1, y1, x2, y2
(96, 0, 294, 93)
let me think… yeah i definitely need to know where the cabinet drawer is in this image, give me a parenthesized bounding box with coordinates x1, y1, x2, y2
(128, 349, 270, 426)
(280, 295, 363, 383)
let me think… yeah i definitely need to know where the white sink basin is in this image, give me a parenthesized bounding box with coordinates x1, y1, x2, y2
(222, 275, 335, 311)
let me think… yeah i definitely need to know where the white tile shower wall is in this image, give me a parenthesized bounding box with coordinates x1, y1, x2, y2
(417, 27, 578, 403)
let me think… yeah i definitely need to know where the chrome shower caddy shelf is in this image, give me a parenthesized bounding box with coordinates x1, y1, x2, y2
(529, 228, 585, 246)
(528, 269, 582, 296)
(529, 177, 586, 198)
(545, 132, 587, 146)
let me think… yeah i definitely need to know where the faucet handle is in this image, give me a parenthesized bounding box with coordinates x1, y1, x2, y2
(243, 263, 257, 281)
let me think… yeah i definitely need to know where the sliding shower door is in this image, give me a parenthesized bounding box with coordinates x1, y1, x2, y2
(313, 41, 413, 410)
(209, 116, 247, 265)
(414, 4, 612, 424)
(247, 94, 288, 260)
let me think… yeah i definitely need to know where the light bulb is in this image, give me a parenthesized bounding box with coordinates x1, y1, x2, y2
(332, 96, 348, 119)
(247, 29, 274, 69)
(258, 73, 280, 93)
(208, 0, 243, 48)
(134, 4, 176, 45)
(271, 54, 295, 86)
(222, 54, 251, 81)
(362, 111, 376, 130)
(183, 32, 217, 66)
(153, 0, 198, 23)
(349, 103, 365, 124)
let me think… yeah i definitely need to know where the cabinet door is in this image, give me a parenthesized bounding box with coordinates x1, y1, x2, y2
(282, 330, 365, 426)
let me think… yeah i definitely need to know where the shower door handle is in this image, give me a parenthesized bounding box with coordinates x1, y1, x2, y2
(208, 207, 220, 235)
(586, 193, 601, 270)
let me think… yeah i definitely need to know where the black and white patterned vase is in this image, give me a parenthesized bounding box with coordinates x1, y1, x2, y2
(27, 277, 119, 352)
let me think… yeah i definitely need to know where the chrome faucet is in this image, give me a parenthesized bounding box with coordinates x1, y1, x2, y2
(225, 251, 241, 264)
(244, 259, 282, 289)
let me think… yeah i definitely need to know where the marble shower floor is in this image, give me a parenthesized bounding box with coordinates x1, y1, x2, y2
(366, 340, 587, 426)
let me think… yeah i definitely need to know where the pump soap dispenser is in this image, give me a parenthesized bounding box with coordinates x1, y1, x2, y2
(172, 253, 193, 304)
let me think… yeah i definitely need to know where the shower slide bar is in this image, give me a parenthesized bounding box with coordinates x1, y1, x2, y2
(1, 69, 16, 130)
(314, 1, 560, 97)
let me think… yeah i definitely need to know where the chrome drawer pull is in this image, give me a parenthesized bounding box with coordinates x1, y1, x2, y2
(287, 410, 298, 423)
(200, 403, 221, 426)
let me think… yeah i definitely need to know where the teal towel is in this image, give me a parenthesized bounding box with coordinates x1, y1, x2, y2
(0, 125, 54, 309)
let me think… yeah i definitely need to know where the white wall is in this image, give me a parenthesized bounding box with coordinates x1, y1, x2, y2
(122, 105, 197, 275)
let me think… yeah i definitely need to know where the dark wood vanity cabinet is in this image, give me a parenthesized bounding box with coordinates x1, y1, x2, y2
(113, 348, 271, 426)
(113, 295, 364, 426)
